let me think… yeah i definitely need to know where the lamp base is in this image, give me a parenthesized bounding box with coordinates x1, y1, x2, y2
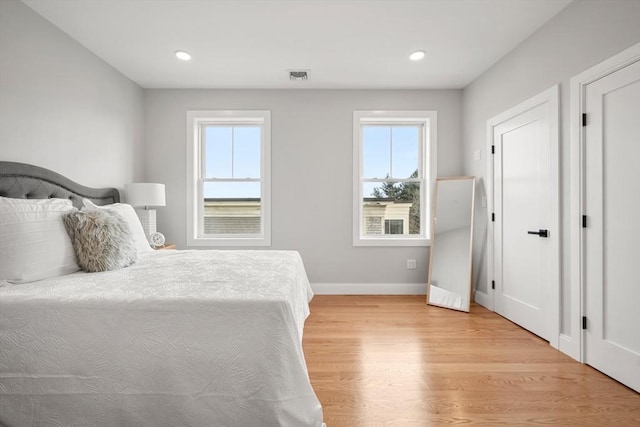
(135, 208, 157, 239)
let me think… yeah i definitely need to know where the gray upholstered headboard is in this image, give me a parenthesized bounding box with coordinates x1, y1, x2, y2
(0, 161, 120, 208)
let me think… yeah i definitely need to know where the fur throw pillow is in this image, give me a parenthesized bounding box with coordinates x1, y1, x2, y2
(63, 209, 138, 272)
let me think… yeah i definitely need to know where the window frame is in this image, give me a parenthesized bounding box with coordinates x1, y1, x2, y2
(186, 110, 271, 247)
(352, 110, 437, 247)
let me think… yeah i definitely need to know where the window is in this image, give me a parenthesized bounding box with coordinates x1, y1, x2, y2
(385, 219, 404, 235)
(353, 111, 436, 246)
(187, 111, 271, 246)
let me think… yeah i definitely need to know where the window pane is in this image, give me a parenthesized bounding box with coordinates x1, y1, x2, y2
(392, 126, 419, 179)
(362, 182, 420, 236)
(203, 182, 261, 235)
(362, 126, 390, 179)
(203, 215, 261, 235)
(204, 181, 260, 199)
(205, 126, 232, 178)
(362, 182, 380, 198)
(233, 127, 261, 178)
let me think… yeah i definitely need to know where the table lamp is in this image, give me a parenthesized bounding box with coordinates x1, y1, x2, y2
(125, 183, 166, 238)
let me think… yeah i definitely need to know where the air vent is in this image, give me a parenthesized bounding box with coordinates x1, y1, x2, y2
(289, 70, 309, 80)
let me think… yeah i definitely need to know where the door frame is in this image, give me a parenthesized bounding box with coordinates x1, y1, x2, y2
(484, 85, 560, 349)
(568, 42, 640, 362)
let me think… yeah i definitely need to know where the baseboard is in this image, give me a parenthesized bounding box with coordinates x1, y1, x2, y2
(311, 282, 426, 295)
(473, 289, 493, 310)
(559, 333, 581, 362)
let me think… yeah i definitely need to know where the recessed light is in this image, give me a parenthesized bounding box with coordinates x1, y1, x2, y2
(175, 50, 191, 61)
(409, 50, 425, 61)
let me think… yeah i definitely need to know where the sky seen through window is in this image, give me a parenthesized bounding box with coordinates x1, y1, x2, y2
(204, 124, 419, 199)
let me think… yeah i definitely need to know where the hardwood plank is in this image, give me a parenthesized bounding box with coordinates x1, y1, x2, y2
(302, 295, 640, 426)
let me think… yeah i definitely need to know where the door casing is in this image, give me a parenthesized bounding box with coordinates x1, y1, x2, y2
(568, 42, 640, 362)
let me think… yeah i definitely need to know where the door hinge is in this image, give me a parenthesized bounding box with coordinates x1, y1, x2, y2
(582, 215, 587, 228)
(491, 145, 495, 154)
(582, 113, 587, 126)
(491, 280, 495, 290)
(491, 213, 495, 222)
(582, 316, 587, 330)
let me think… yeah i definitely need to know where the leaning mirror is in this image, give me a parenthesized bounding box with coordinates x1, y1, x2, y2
(427, 176, 476, 312)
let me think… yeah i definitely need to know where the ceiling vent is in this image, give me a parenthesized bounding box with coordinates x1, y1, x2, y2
(289, 70, 309, 81)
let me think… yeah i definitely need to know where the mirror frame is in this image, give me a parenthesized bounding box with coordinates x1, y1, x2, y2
(426, 176, 476, 312)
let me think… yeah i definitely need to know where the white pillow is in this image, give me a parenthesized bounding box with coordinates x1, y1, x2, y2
(82, 199, 152, 254)
(0, 197, 80, 283)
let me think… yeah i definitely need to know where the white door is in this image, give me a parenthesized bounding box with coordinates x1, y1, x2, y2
(490, 87, 559, 342)
(584, 59, 640, 392)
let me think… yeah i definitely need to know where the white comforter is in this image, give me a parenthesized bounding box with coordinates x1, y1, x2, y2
(0, 250, 323, 427)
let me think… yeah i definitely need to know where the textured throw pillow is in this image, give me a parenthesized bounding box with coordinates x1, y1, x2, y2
(82, 199, 152, 254)
(63, 209, 138, 273)
(0, 197, 80, 283)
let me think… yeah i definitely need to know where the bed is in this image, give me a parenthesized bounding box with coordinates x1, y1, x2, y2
(0, 161, 324, 426)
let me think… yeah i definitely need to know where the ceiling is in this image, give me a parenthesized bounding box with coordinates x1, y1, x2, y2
(22, 0, 572, 89)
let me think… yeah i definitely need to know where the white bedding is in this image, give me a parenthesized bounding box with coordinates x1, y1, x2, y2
(0, 250, 323, 426)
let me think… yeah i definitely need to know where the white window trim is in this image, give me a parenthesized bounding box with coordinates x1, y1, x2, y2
(352, 110, 437, 247)
(186, 110, 271, 247)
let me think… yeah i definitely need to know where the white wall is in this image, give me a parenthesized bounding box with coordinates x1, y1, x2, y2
(462, 0, 640, 335)
(0, 0, 144, 189)
(144, 89, 462, 284)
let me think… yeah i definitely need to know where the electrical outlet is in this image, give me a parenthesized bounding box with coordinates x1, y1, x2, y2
(407, 259, 417, 269)
(474, 150, 481, 161)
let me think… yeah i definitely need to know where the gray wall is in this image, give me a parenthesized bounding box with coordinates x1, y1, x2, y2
(0, 0, 144, 188)
(462, 0, 640, 334)
(144, 89, 463, 284)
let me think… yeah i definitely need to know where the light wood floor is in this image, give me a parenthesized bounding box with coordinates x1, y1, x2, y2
(302, 295, 640, 426)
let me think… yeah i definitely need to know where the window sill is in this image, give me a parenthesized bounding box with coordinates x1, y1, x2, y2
(353, 237, 431, 247)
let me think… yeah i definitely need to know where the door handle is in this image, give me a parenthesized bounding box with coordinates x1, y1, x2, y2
(527, 229, 549, 238)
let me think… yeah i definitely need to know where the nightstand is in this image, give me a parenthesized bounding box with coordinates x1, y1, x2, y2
(155, 244, 176, 250)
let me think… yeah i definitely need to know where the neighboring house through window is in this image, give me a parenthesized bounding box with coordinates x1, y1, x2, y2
(353, 110, 436, 246)
(187, 110, 271, 246)
(385, 219, 404, 235)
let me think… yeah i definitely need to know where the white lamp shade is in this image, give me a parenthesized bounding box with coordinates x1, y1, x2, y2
(125, 183, 166, 207)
